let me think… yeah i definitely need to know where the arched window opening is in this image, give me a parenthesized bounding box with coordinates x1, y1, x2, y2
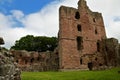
(75, 12, 80, 19)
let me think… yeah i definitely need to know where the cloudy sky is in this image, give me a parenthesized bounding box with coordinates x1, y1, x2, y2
(0, 0, 120, 49)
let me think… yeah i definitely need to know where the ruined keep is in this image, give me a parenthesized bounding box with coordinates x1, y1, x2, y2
(58, 0, 120, 70)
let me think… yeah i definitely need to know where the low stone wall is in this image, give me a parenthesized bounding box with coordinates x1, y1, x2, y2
(10, 50, 59, 72)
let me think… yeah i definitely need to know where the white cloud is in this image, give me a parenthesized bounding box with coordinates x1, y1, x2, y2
(22, 0, 78, 37)
(0, 0, 120, 49)
(0, 13, 13, 29)
(10, 10, 24, 22)
(106, 20, 120, 39)
(87, 0, 120, 41)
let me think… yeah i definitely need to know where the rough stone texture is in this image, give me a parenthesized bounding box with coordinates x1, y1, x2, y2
(101, 38, 120, 67)
(119, 44, 120, 65)
(58, 0, 106, 70)
(5, 0, 120, 72)
(58, 0, 120, 71)
(10, 49, 59, 72)
(0, 38, 21, 80)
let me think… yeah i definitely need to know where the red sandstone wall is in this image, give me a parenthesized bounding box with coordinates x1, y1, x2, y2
(59, 0, 106, 70)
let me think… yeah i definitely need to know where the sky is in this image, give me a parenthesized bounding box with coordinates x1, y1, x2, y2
(0, 0, 120, 49)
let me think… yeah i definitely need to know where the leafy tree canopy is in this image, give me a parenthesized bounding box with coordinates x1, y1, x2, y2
(11, 35, 58, 52)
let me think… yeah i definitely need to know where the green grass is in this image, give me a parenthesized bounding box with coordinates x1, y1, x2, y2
(22, 67, 120, 80)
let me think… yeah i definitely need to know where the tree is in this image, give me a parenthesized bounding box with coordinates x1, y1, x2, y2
(11, 35, 58, 52)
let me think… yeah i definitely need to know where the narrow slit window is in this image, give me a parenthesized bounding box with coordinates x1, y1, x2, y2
(97, 42, 100, 52)
(77, 37, 82, 50)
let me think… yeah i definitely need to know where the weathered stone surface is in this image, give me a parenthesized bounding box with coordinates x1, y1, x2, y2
(10, 49, 59, 72)
(0, 38, 21, 80)
(58, 0, 120, 71)
(101, 38, 120, 67)
(119, 44, 120, 65)
(58, 0, 106, 70)
(8, 0, 120, 72)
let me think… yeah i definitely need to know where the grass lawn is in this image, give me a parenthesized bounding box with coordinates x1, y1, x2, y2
(22, 67, 120, 80)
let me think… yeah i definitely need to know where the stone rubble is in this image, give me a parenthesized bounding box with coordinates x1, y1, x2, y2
(0, 37, 21, 80)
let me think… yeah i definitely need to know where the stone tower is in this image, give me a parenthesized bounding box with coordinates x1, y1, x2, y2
(58, 0, 106, 70)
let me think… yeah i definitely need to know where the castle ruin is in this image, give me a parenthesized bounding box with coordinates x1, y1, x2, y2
(1, 0, 120, 73)
(58, 0, 120, 70)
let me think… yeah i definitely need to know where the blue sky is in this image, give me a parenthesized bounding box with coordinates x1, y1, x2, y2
(0, 0, 55, 14)
(0, 0, 120, 49)
(0, 0, 57, 28)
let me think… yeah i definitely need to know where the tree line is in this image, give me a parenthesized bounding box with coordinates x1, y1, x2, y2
(11, 35, 58, 52)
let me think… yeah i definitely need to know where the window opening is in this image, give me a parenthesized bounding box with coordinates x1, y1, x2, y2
(95, 58, 98, 61)
(16, 60, 18, 63)
(99, 63, 102, 66)
(80, 58, 83, 64)
(75, 12, 80, 19)
(37, 57, 40, 61)
(77, 37, 83, 50)
(88, 62, 93, 70)
(77, 24, 81, 31)
(93, 18, 96, 22)
(19, 54, 22, 57)
(97, 42, 100, 52)
(95, 28, 98, 34)
(30, 58, 34, 63)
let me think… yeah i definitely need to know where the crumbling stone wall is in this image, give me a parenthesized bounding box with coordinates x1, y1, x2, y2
(58, 0, 120, 71)
(10, 48, 59, 72)
(2, 0, 120, 73)
(101, 38, 120, 67)
(0, 37, 21, 80)
(119, 44, 120, 65)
